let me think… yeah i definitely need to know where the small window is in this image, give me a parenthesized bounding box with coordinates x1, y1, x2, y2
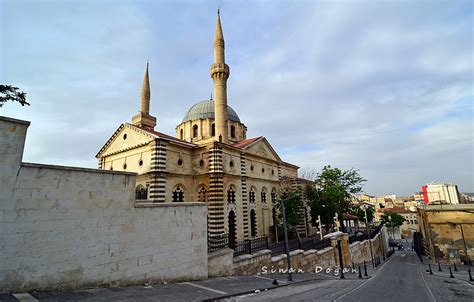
(193, 125, 198, 138)
(261, 191, 266, 203)
(177, 159, 183, 166)
(230, 160, 234, 168)
(198, 187, 208, 203)
(211, 124, 215, 136)
(249, 189, 256, 203)
(250, 165, 254, 171)
(135, 185, 147, 200)
(123, 163, 127, 170)
(272, 169, 274, 175)
(172, 186, 184, 202)
(271, 191, 277, 203)
(227, 187, 236, 204)
(199, 159, 204, 167)
(262, 167, 265, 173)
(180, 129, 184, 140)
(230, 125, 236, 138)
(123, 134, 127, 140)
(139, 159, 143, 166)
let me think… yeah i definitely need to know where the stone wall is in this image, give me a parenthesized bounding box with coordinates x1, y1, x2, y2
(0, 116, 208, 292)
(232, 229, 389, 276)
(418, 205, 474, 264)
(208, 249, 234, 278)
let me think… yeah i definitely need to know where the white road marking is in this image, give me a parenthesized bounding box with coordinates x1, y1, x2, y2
(401, 253, 406, 257)
(253, 275, 288, 284)
(419, 267, 436, 302)
(183, 282, 228, 294)
(13, 293, 38, 302)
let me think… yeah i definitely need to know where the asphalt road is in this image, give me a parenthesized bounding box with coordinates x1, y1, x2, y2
(231, 251, 474, 302)
(336, 252, 435, 302)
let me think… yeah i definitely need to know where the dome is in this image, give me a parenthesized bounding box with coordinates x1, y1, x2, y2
(182, 100, 241, 123)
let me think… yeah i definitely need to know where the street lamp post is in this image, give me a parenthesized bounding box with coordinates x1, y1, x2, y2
(280, 195, 297, 282)
(364, 206, 375, 268)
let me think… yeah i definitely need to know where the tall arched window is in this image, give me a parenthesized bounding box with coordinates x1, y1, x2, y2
(261, 188, 267, 203)
(249, 188, 256, 204)
(230, 125, 236, 138)
(198, 186, 208, 203)
(180, 129, 184, 140)
(211, 123, 215, 136)
(172, 186, 185, 202)
(135, 185, 148, 200)
(271, 189, 277, 204)
(227, 186, 236, 204)
(193, 125, 198, 138)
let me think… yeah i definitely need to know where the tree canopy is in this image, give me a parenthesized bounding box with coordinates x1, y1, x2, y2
(273, 190, 305, 229)
(307, 165, 366, 229)
(351, 205, 375, 224)
(0, 85, 29, 108)
(380, 212, 405, 228)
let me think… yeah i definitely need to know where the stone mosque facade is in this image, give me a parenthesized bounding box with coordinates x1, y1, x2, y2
(96, 12, 310, 246)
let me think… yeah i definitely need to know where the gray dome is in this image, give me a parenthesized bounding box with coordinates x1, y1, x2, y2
(182, 100, 241, 123)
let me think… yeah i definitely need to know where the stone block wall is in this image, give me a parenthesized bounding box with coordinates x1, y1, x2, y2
(0, 116, 208, 292)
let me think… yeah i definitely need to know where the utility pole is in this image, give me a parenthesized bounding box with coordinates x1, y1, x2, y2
(318, 215, 323, 240)
(365, 206, 375, 268)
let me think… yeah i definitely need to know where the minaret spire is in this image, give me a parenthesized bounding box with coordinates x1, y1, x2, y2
(211, 9, 230, 143)
(132, 62, 157, 130)
(140, 61, 150, 114)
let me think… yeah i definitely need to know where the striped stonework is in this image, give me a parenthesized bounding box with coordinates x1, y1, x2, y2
(149, 140, 167, 202)
(240, 152, 249, 239)
(277, 164, 282, 180)
(208, 143, 225, 248)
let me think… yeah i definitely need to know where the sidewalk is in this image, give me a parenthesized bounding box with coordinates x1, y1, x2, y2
(1, 256, 390, 302)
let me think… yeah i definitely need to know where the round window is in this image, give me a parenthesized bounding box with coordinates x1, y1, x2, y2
(199, 159, 204, 167)
(272, 169, 275, 175)
(178, 159, 183, 166)
(139, 160, 143, 166)
(123, 134, 127, 140)
(262, 168, 265, 173)
(250, 165, 254, 171)
(230, 160, 234, 168)
(123, 163, 127, 170)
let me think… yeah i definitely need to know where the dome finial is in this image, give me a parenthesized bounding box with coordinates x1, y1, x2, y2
(210, 93, 213, 100)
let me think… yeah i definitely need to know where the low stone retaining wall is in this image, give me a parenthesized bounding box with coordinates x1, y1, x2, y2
(232, 227, 389, 276)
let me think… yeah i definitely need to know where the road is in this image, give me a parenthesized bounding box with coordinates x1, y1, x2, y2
(230, 251, 474, 302)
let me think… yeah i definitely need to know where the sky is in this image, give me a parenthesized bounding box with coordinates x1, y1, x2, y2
(1, 0, 472, 197)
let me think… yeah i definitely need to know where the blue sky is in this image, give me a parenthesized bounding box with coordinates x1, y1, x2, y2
(1, 0, 473, 196)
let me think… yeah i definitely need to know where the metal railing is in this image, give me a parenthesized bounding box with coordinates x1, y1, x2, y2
(208, 233, 229, 253)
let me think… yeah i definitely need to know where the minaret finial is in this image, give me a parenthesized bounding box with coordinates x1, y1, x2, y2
(210, 93, 213, 100)
(132, 62, 156, 130)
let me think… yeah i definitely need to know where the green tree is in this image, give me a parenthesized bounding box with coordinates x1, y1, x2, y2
(273, 190, 305, 238)
(0, 85, 29, 107)
(351, 205, 375, 224)
(307, 165, 366, 231)
(380, 212, 405, 228)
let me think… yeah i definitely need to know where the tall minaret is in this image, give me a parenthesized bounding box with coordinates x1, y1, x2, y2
(210, 9, 230, 143)
(132, 62, 157, 130)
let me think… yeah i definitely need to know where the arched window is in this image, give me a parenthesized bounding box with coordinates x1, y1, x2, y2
(250, 209, 257, 237)
(271, 189, 277, 204)
(211, 123, 215, 136)
(135, 185, 148, 200)
(249, 188, 256, 204)
(172, 186, 185, 202)
(180, 129, 184, 140)
(193, 125, 198, 138)
(227, 186, 236, 204)
(261, 188, 267, 203)
(198, 186, 208, 203)
(230, 125, 236, 138)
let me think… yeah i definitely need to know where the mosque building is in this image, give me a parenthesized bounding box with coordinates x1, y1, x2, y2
(96, 11, 311, 247)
